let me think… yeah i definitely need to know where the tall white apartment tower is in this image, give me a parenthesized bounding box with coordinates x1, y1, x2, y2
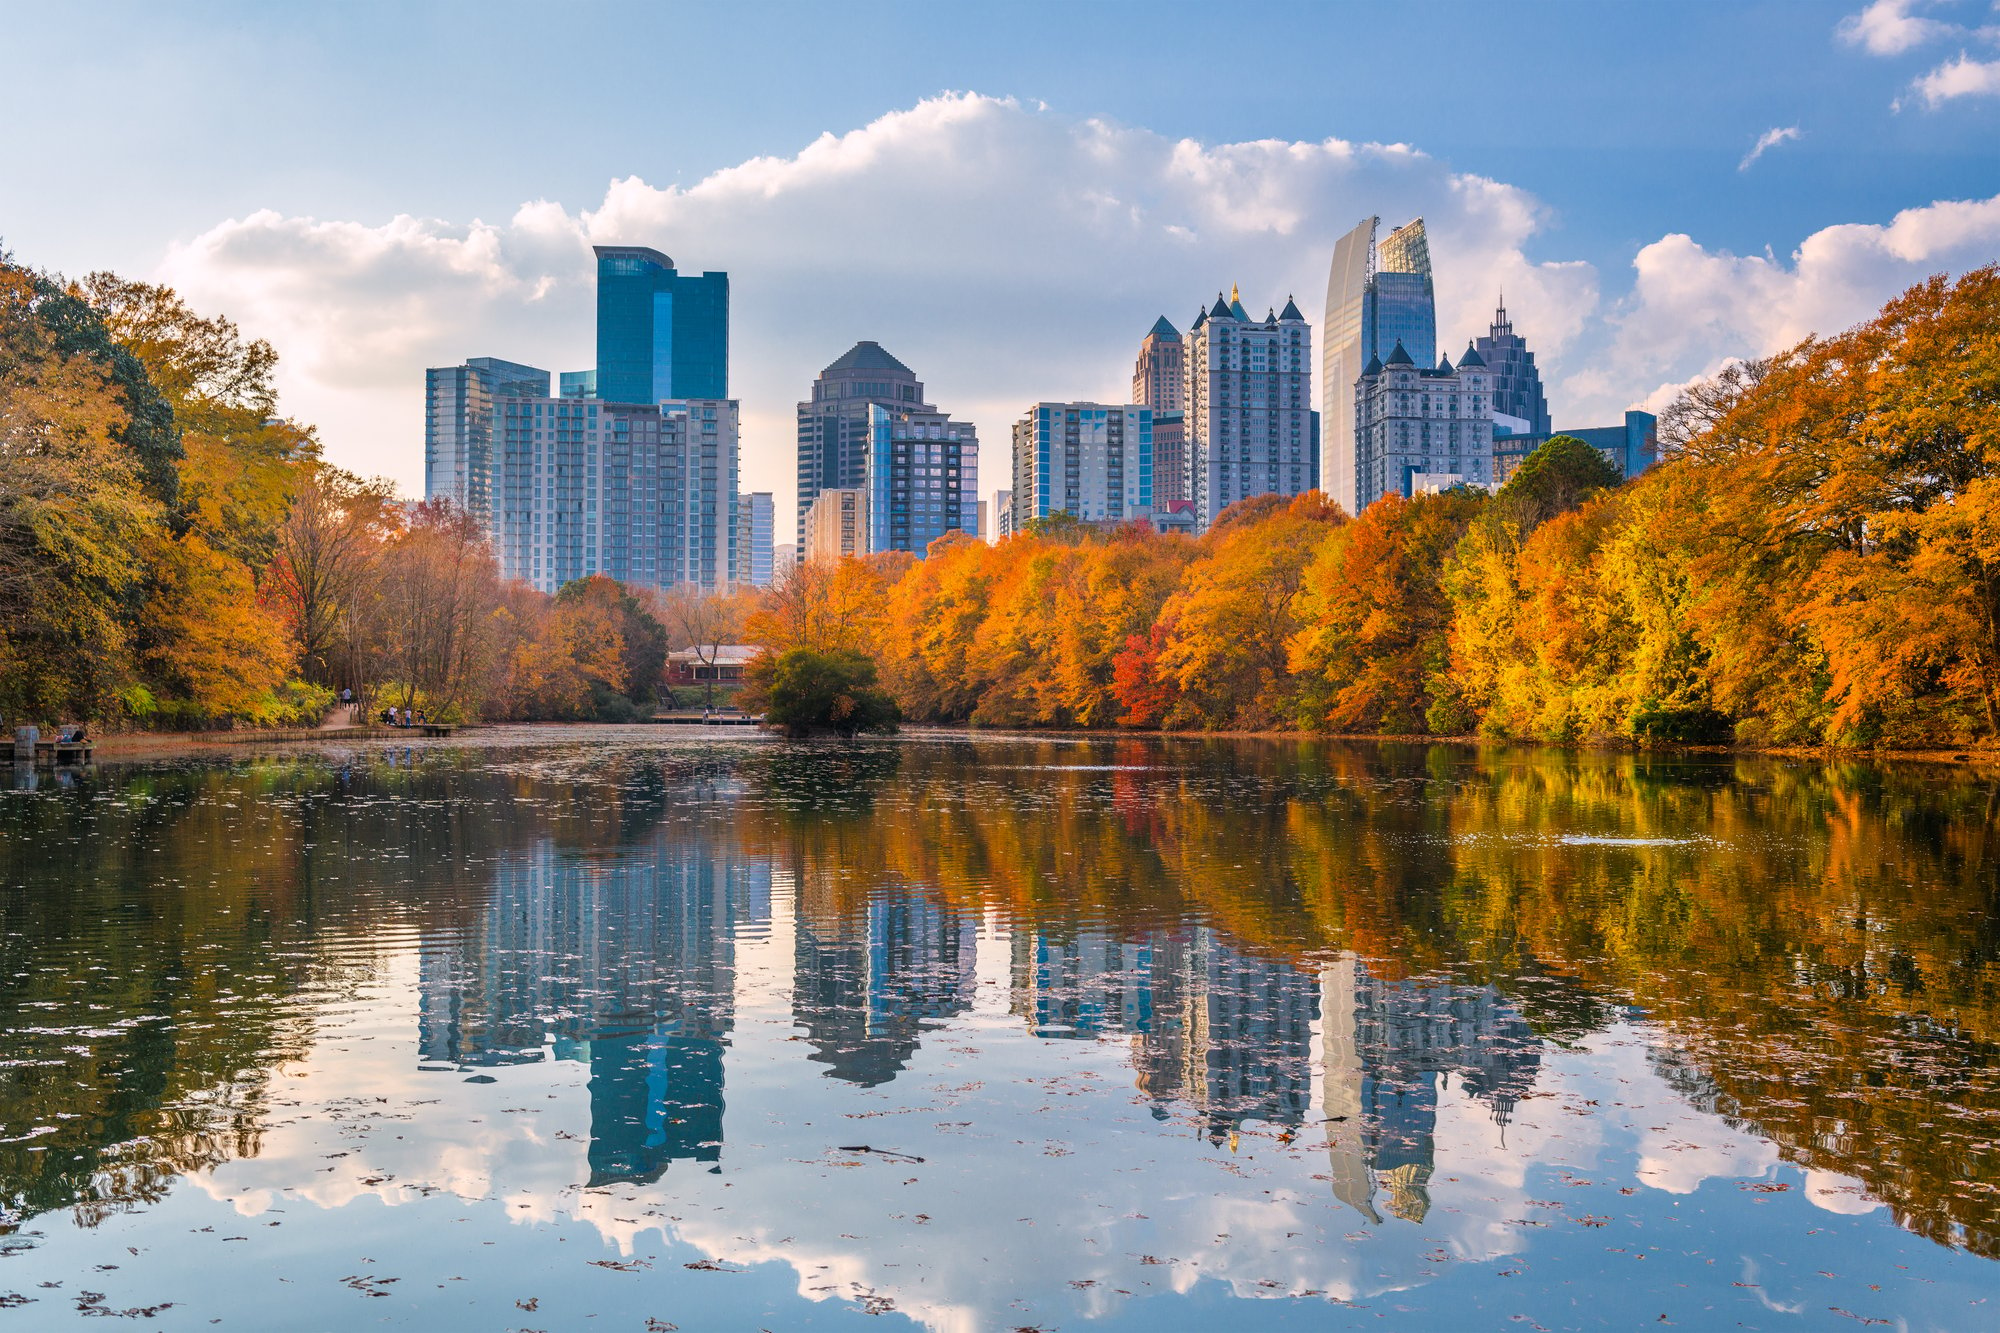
(1186, 287, 1313, 529)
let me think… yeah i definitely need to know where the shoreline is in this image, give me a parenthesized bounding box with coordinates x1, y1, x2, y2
(45, 721, 2000, 771)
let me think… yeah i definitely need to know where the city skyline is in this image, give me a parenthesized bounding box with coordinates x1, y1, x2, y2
(8, 3, 1998, 530)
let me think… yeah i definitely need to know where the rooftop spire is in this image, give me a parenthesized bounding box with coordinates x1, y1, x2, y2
(1492, 291, 1512, 338)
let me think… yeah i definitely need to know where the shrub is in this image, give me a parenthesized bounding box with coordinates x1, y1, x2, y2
(746, 648, 900, 738)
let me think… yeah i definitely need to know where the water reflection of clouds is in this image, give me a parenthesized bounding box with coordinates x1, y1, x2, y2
(14, 738, 1985, 1329)
(181, 847, 1879, 1330)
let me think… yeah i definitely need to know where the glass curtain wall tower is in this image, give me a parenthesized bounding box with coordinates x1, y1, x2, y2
(593, 245, 729, 404)
(1321, 217, 1439, 516)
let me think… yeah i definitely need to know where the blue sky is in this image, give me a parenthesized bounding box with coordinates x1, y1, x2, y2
(4, 0, 1998, 513)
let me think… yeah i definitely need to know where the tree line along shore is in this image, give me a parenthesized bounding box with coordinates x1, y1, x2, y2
(4, 252, 1998, 752)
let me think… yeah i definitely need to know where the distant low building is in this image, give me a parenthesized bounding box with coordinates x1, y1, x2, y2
(666, 645, 759, 688)
(773, 542, 799, 576)
(1493, 410, 1659, 485)
(1148, 499, 1200, 535)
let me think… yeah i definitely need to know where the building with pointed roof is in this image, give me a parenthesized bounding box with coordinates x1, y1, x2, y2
(1186, 288, 1314, 528)
(1352, 333, 1497, 510)
(1471, 295, 1552, 437)
(794, 341, 932, 546)
(1132, 316, 1187, 506)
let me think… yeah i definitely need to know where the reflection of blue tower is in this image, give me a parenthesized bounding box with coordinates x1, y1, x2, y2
(416, 816, 770, 1185)
(586, 1030, 725, 1187)
(1321, 955, 1543, 1223)
(794, 892, 976, 1087)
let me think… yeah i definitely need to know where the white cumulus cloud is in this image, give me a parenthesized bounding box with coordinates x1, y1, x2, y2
(159, 92, 2000, 518)
(159, 93, 1597, 516)
(1837, 0, 1957, 54)
(1909, 49, 2000, 104)
(1566, 191, 2000, 414)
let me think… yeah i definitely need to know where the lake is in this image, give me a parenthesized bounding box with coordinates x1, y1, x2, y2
(2, 729, 1998, 1329)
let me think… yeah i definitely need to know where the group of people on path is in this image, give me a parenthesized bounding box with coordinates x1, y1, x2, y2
(380, 705, 427, 728)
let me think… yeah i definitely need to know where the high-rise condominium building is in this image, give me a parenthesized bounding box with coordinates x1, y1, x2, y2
(1321, 217, 1439, 515)
(1009, 403, 1153, 533)
(593, 245, 729, 404)
(425, 357, 550, 526)
(1186, 287, 1313, 528)
(1132, 316, 1183, 411)
(993, 489, 1014, 540)
(795, 341, 928, 546)
(489, 392, 739, 594)
(804, 488, 867, 564)
(772, 542, 799, 578)
(1471, 297, 1551, 437)
(1352, 341, 1494, 510)
(864, 406, 979, 556)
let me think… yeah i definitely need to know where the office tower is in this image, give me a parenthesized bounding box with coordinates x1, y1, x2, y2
(1472, 297, 1550, 436)
(424, 357, 550, 524)
(1374, 220, 1437, 369)
(490, 391, 739, 594)
(1009, 403, 1153, 532)
(559, 369, 597, 400)
(1186, 287, 1313, 528)
(1351, 341, 1495, 510)
(993, 489, 1014, 540)
(1321, 217, 1439, 515)
(805, 487, 867, 564)
(795, 341, 928, 546)
(593, 245, 729, 404)
(1132, 315, 1183, 411)
(863, 405, 979, 556)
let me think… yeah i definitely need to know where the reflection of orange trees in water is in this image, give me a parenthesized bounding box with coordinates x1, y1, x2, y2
(1437, 752, 2000, 1258)
(738, 739, 2000, 1254)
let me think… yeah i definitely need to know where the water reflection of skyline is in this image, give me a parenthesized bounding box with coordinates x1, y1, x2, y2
(8, 736, 2000, 1330)
(416, 823, 1548, 1219)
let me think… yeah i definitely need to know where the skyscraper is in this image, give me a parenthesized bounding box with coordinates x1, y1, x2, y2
(1186, 287, 1313, 528)
(1471, 296, 1551, 436)
(593, 245, 729, 404)
(425, 357, 550, 525)
(1321, 217, 1439, 515)
(795, 341, 927, 546)
(488, 391, 740, 594)
(1009, 403, 1153, 532)
(1131, 316, 1183, 411)
(864, 404, 979, 556)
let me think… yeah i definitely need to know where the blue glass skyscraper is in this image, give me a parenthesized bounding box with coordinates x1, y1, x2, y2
(593, 245, 729, 404)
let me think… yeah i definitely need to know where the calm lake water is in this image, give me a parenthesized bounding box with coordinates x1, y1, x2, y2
(3, 729, 1999, 1330)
